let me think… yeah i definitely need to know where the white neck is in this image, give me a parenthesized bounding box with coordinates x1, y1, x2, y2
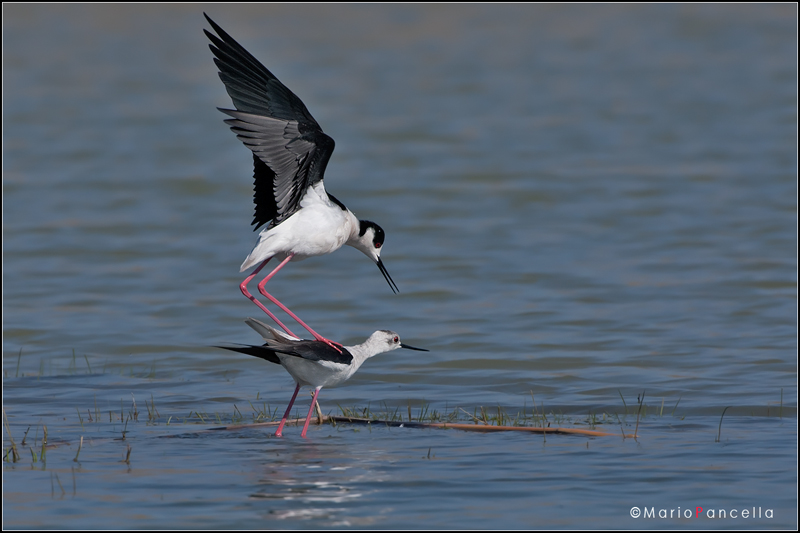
(343, 331, 398, 379)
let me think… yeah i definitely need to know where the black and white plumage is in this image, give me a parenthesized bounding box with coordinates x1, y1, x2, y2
(218, 317, 427, 438)
(204, 14, 397, 348)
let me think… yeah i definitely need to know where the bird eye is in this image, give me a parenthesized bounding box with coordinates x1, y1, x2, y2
(393, 336, 399, 343)
(375, 242, 382, 249)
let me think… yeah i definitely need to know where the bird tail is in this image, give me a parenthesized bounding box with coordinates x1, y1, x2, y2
(214, 344, 280, 364)
(245, 317, 301, 341)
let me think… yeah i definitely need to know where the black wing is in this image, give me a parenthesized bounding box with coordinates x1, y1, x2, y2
(204, 13, 336, 230)
(215, 344, 281, 364)
(270, 340, 354, 366)
(217, 340, 353, 366)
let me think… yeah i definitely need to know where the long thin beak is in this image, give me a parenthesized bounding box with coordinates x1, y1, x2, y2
(376, 257, 399, 294)
(400, 343, 428, 351)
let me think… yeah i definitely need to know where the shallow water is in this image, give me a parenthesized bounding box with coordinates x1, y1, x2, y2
(3, 4, 797, 529)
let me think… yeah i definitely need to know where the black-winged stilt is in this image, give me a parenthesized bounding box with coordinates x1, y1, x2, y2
(204, 14, 397, 350)
(218, 317, 427, 438)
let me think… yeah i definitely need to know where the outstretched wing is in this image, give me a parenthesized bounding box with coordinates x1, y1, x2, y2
(204, 13, 335, 230)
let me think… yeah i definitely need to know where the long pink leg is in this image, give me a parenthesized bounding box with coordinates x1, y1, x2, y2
(275, 382, 301, 437)
(240, 258, 297, 338)
(300, 387, 323, 438)
(256, 254, 342, 352)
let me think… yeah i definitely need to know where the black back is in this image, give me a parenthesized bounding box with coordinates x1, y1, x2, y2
(218, 340, 354, 366)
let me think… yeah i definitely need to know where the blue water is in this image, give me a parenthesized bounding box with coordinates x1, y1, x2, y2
(3, 4, 796, 529)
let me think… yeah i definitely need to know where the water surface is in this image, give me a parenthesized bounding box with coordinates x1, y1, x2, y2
(3, 4, 796, 529)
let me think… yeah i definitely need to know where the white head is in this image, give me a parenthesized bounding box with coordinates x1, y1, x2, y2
(339, 331, 428, 387)
(349, 220, 398, 293)
(360, 330, 428, 358)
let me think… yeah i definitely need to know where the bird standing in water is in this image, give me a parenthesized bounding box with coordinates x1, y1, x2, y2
(218, 317, 427, 438)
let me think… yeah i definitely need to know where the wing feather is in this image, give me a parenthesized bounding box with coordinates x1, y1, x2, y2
(204, 13, 336, 230)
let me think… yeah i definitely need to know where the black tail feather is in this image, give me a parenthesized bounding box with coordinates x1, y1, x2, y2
(214, 344, 280, 365)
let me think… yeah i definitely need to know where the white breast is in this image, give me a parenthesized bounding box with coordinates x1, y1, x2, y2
(278, 354, 355, 388)
(240, 182, 358, 271)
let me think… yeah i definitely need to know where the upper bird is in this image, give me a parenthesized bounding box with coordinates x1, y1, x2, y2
(218, 317, 427, 438)
(204, 13, 397, 348)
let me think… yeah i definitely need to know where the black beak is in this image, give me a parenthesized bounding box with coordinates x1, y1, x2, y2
(377, 257, 399, 294)
(400, 343, 428, 351)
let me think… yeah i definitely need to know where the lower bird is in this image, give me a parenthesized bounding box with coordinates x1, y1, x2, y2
(218, 317, 427, 438)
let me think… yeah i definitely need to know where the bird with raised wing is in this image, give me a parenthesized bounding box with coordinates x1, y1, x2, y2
(218, 317, 427, 438)
(204, 14, 398, 349)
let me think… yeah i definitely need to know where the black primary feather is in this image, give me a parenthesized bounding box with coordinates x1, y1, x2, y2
(204, 13, 337, 231)
(217, 340, 354, 366)
(216, 344, 281, 364)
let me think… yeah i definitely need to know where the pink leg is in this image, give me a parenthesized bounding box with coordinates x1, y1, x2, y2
(275, 382, 301, 437)
(240, 259, 297, 338)
(256, 254, 342, 352)
(300, 388, 323, 438)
